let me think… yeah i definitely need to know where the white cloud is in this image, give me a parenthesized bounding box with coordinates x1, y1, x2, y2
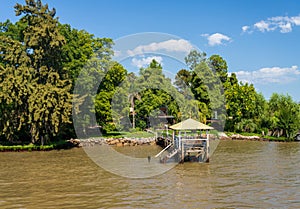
(202, 33, 232, 46)
(232, 65, 300, 84)
(244, 14, 300, 33)
(254, 20, 272, 32)
(127, 39, 193, 56)
(291, 16, 300, 25)
(131, 56, 163, 68)
(242, 25, 250, 33)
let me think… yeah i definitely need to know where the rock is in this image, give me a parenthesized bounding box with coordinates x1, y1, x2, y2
(78, 137, 156, 147)
(108, 139, 119, 145)
(150, 141, 156, 145)
(230, 134, 262, 141)
(68, 139, 81, 147)
(220, 136, 230, 140)
(116, 142, 123, 147)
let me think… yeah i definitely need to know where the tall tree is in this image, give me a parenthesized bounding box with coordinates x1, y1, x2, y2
(181, 51, 226, 124)
(185, 49, 206, 70)
(208, 54, 228, 84)
(0, 0, 72, 143)
(174, 69, 192, 95)
(94, 62, 127, 132)
(268, 93, 300, 139)
(224, 73, 267, 133)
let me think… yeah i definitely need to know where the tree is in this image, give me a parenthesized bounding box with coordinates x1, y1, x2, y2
(111, 64, 189, 131)
(0, 0, 72, 144)
(58, 24, 94, 83)
(224, 74, 262, 132)
(235, 119, 257, 133)
(69, 28, 116, 136)
(268, 93, 300, 139)
(181, 51, 226, 125)
(0, 19, 27, 42)
(208, 54, 228, 84)
(94, 62, 127, 132)
(185, 49, 206, 70)
(174, 69, 191, 93)
(128, 92, 141, 129)
(175, 69, 191, 85)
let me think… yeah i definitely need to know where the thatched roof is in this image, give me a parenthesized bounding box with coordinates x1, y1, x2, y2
(169, 118, 214, 130)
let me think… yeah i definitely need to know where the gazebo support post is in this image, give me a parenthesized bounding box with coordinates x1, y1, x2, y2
(206, 130, 209, 162)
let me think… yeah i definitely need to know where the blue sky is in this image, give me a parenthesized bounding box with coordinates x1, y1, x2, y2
(1, 0, 300, 101)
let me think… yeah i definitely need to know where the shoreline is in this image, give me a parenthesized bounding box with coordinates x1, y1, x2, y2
(0, 137, 157, 152)
(221, 133, 299, 142)
(1, 134, 298, 152)
(79, 137, 156, 147)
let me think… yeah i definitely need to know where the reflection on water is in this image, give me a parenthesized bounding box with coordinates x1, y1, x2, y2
(0, 141, 300, 208)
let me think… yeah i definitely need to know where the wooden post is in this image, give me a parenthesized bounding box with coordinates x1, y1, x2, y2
(181, 139, 184, 163)
(179, 131, 181, 150)
(172, 130, 175, 147)
(206, 131, 210, 162)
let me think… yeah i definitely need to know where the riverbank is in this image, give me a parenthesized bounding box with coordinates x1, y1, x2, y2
(0, 139, 81, 152)
(0, 137, 156, 152)
(0, 130, 156, 152)
(221, 133, 297, 142)
(1, 132, 296, 152)
(79, 137, 156, 147)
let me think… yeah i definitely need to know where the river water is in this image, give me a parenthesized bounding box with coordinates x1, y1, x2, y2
(0, 140, 300, 208)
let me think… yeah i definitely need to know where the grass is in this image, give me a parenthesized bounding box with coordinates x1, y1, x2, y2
(0, 144, 55, 152)
(102, 131, 155, 138)
(86, 130, 155, 139)
(0, 139, 80, 152)
(263, 135, 288, 142)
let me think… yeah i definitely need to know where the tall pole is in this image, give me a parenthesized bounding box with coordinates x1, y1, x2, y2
(206, 130, 210, 162)
(133, 110, 135, 129)
(130, 106, 135, 129)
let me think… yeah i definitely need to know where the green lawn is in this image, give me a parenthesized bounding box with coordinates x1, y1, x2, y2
(103, 131, 155, 138)
(262, 135, 288, 142)
(0, 139, 77, 152)
(0, 144, 55, 152)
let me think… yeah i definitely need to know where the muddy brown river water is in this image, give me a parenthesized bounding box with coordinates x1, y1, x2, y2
(0, 140, 299, 208)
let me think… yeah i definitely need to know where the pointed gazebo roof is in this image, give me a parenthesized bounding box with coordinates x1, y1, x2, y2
(169, 118, 214, 130)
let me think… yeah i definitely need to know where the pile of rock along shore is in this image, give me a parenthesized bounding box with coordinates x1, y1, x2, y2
(75, 137, 156, 147)
(220, 134, 267, 141)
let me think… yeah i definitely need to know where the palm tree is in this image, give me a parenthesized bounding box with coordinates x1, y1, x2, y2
(128, 92, 141, 129)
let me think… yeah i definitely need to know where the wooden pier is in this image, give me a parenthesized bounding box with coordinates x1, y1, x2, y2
(155, 118, 214, 163)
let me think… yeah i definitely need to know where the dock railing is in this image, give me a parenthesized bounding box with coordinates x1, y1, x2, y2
(154, 143, 173, 158)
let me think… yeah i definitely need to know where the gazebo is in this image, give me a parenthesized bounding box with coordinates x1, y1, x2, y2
(169, 118, 214, 163)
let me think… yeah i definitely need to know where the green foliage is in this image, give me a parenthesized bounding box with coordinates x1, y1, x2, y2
(185, 49, 206, 70)
(0, 19, 27, 42)
(176, 51, 226, 125)
(133, 60, 177, 127)
(1, 0, 299, 144)
(58, 24, 94, 82)
(58, 23, 114, 86)
(63, 25, 116, 138)
(95, 62, 127, 129)
(174, 69, 191, 92)
(224, 75, 300, 139)
(267, 93, 300, 139)
(234, 119, 258, 133)
(208, 54, 228, 83)
(224, 73, 264, 132)
(0, 0, 72, 144)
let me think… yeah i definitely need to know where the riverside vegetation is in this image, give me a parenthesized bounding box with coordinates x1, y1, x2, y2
(1, 0, 300, 151)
